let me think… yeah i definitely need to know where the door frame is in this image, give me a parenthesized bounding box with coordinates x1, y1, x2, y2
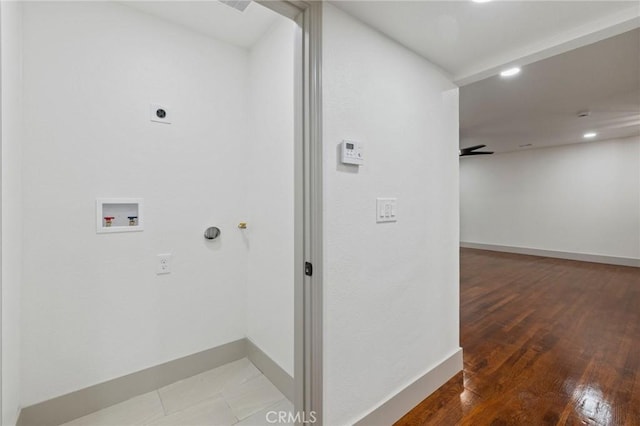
(256, 1, 323, 424)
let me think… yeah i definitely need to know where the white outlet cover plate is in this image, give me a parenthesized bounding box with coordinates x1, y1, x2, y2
(150, 104, 171, 124)
(376, 198, 397, 223)
(157, 253, 172, 274)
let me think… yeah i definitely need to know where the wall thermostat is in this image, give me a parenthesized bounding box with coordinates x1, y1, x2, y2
(341, 140, 363, 165)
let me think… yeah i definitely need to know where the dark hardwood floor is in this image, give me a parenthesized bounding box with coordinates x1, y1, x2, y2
(396, 248, 640, 426)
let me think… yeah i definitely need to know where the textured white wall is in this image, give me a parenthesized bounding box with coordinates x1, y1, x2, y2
(1, 2, 24, 424)
(322, 4, 461, 425)
(246, 19, 296, 376)
(21, 2, 250, 405)
(460, 136, 640, 260)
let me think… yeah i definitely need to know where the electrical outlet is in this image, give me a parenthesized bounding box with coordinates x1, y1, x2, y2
(157, 254, 172, 274)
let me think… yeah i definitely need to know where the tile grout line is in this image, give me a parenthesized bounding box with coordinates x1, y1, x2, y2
(222, 397, 240, 425)
(155, 390, 169, 417)
(159, 359, 250, 417)
(234, 397, 291, 425)
(226, 374, 289, 424)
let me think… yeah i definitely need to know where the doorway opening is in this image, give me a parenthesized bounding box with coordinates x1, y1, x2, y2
(11, 1, 322, 425)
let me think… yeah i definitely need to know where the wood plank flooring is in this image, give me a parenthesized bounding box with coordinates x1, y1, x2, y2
(396, 248, 640, 426)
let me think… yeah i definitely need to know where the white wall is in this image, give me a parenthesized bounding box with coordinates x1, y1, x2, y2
(246, 19, 296, 376)
(20, 0, 295, 407)
(1, 2, 24, 424)
(21, 2, 251, 405)
(322, 5, 461, 425)
(460, 136, 640, 260)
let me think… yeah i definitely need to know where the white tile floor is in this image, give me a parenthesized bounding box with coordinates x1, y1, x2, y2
(60, 358, 293, 426)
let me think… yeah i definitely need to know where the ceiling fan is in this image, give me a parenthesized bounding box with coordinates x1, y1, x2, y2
(459, 144, 494, 157)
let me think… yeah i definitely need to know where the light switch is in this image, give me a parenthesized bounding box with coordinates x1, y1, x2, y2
(376, 198, 397, 223)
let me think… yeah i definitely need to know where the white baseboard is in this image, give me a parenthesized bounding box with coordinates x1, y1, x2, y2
(460, 242, 640, 268)
(17, 338, 293, 426)
(246, 339, 294, 401)
(354, 348, 463, 426)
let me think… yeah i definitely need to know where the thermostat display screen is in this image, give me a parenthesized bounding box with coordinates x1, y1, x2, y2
(346, 143, 354, 149)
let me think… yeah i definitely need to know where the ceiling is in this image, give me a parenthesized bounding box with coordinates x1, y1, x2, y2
(460, 28, 640, 153)
(331, 1, 639, 84)
(120, 1, 639, 153)
(121, 1, 281, 49)
(331, 0, 639, 153)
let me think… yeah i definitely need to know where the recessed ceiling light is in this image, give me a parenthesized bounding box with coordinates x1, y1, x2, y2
(472, 0, 492, 3)
(500, 67, 521, 77)
(583, 132, 597, 139)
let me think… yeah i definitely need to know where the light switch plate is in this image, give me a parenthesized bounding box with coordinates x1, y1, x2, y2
(376, 198, 397, 223)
